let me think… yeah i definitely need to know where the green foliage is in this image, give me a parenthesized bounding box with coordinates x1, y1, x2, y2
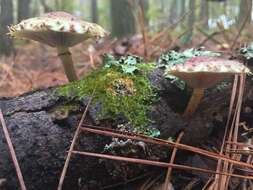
(240, 43, 253, 59)
(57, 55, 158, 136)
(158, 48, 220, 90)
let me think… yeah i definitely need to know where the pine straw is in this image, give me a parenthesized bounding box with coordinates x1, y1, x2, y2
(205, 74, 250, 190)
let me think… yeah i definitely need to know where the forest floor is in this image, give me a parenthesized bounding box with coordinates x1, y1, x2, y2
(0, 27, 245, 97)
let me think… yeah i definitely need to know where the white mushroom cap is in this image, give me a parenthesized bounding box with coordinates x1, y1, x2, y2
(9, 11, 109, 47)
(165, 56, 251, 88)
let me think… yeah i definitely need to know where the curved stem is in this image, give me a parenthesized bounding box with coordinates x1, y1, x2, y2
(183, 88, 204, 118)
(57, 47, 78, 82)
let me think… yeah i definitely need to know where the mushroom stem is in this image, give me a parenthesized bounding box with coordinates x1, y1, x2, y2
(57, 47, 78, 82)
(183, 88, 204, 118)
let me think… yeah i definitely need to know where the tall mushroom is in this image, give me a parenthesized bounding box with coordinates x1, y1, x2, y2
(165, 56, 251, 117)
(8, 11, 108, 82)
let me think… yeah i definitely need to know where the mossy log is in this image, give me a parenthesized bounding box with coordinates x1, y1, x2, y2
(0, 67, 253, 190)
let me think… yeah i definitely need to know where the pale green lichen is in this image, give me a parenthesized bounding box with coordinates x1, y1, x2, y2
(241, 43, 253, 59)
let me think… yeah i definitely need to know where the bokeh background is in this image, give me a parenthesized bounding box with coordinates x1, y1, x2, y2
(0, 0, 252, 96)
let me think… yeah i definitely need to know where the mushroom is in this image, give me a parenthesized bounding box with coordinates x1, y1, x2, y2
(8, 11, 108, 82)
(165, 56, 251, 117)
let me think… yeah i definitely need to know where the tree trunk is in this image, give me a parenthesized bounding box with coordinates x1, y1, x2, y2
(17, 0, 31, 22)
(60, 0, 74, 12)
(180, 0, 186, 17)
(200, 0, 209, 29)
(31, 0, 40, 16)
(0, 0, 14, 56)
(237, 0, 252, 28)
(1, 64, 251, 189)
(0, 66, 229, 189)
(110, 0, 136, 38)
(160, 0, 166, 12)
(188, 0, 195, 30)
(169, 0, 179, 24)
(40, 0, 52, 13)
(140, 0, 149, 26)
(182, 0, 195, 44)
(91, 0, 98, 23)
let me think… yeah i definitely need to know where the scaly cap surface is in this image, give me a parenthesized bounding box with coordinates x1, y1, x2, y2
(9, 11, 109, 47)
(165, 56, 251, 88)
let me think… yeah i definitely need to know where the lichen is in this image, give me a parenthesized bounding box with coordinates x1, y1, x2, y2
(240, 43, 253, 59)
(57, 63, 158, 136)
(158, 48, 221, 90)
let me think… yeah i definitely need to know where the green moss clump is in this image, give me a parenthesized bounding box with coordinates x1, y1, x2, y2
(57, 64, 157, 135)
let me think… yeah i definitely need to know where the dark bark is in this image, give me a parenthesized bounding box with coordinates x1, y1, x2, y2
(17, 0, 31, 22)
(0, 0, 14, 56)
(110, 0, 136, 38)
(91, 0, 98, 23)
(0, 89, 110, 190)
(1, 67, 252, 189)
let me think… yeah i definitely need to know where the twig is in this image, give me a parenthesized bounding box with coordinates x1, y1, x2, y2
(80, 125, 253, 170)
(138, 0, 148, 58)
(213, 75, 239, 190)
(183, 178, 200, 190)
(71, 150, 253, 180)
(139, 174, 162, 190)
(225, 149, 253, 155)
(230, 2, 252, 50)
(57, 88, 96, 190)
(139, 176, 152, 190)
(249, 179, 253, 189)
(217, 74, 245, 190)
(224, 74, 246, 189)
(164, 131, 184, 190)
(0, 109, 27, 190)
(216, 22, 231, 47)
(196, 27, 225, 47)
(226, 141, 253, 149)
(202, 177, 214, 190)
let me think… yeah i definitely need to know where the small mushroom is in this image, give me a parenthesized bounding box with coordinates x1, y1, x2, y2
(8, 11, 109, 82)
(165, 56, 251, 117)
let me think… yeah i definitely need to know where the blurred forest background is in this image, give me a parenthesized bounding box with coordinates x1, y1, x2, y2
(0, 0, 252, 97)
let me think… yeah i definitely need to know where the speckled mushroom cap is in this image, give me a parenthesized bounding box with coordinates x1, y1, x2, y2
(8, 11, 109, 47)
(165, 56, 251, 88)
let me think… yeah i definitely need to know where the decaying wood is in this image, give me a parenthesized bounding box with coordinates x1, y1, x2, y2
(0, 68, 253, 190)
